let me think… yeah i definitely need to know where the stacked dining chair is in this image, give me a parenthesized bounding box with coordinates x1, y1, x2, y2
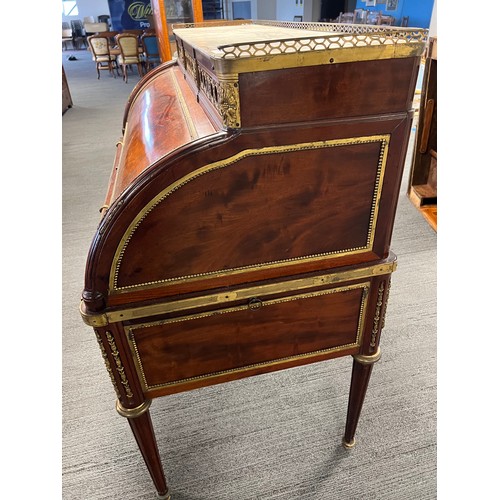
(70, 19, 88, 49)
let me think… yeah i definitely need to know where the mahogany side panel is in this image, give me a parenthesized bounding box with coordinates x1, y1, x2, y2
(116, 140, 383, 288)
(239, 57, 420, 127)
(84, 113, 411, 309)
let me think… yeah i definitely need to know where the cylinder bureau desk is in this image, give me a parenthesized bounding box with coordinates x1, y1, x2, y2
(80, 20, 427, 499)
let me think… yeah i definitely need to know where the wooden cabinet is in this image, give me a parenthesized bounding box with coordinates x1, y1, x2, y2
(80, 21, 427, 499)
(408, 37, 437, 231)
(62, 65, 73, 114)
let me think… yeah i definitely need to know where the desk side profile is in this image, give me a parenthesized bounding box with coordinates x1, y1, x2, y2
(80, 21, 427, 499)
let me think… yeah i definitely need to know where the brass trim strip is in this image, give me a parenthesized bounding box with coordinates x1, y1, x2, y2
(215, 29, 427, 58)
(170, 69, 198, 140)
(82, 259, 396, 327)
(115, 399, 151, 418)
(105, 331, 134, 399)
(215, 43, 426, 77)
(370, 282, 385, 347)
(126, 282, 370, 392)
(254, 20, 424, 35)
(380, 278, 391, 330)
(95, 331, 121, 398)
(110, 135, 390, 292)
(173, 21, 427, 75)
(110, 123, 128, 204)
(172, 20, 250, 30)
(353, 346, 381, 365)
(81, 300, 108, 327)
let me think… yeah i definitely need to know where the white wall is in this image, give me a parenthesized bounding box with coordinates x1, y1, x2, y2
(311, 0, 321, 22)
(303, 0, 312, 21)
(62, 0, 110, 24)
(303, 0, 321, 22)
(257, 0, 276, 20)
(428, 0, 437, 37)
(276, 0, 304, 21)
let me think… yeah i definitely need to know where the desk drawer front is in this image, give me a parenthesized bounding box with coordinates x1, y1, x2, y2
(127, 282, 369, 396)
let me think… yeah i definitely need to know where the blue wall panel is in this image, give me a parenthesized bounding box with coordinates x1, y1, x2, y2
(354, 0, 434, 28)
(108, 0, 153, 32)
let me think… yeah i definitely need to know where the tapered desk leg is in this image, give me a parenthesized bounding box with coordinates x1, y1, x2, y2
(342, 347, 381, 449)
(116, 400, 170, 499)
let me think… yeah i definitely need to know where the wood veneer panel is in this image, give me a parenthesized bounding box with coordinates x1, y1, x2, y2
(116, 140, 383, 288)
(131, 286, 364, 387)
(239, 57, 418, 127)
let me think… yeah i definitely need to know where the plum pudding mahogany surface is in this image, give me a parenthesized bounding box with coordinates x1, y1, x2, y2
(80, 20, 428, 499)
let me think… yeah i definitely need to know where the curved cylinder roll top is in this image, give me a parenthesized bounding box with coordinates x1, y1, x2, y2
(106, 63, 217, 207)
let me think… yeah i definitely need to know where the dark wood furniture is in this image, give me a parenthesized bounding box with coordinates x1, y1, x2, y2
(80, 20, 427, 499)
(408, 36, 437, 231)
(62, 65, 73, 114)
(70, 19, 88, 49)
(62, 28, 74, 50)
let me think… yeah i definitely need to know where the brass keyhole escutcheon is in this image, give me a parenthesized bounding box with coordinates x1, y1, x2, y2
(248, 298, 263, 310)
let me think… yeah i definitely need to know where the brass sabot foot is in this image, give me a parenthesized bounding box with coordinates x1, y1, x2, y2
(352, 346, 381, 365)
(342, 437, 356, 449)
(115, 399, 151, 419)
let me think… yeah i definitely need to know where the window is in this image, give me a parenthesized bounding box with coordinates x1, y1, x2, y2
(62, 1, 79, 17)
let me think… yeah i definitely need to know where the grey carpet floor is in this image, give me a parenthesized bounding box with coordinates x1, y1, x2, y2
(62, 48, 436, 500)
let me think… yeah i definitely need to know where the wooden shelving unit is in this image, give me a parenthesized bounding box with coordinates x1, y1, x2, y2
(62, 65, 73, 114)
(407, 37, 437, 231)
